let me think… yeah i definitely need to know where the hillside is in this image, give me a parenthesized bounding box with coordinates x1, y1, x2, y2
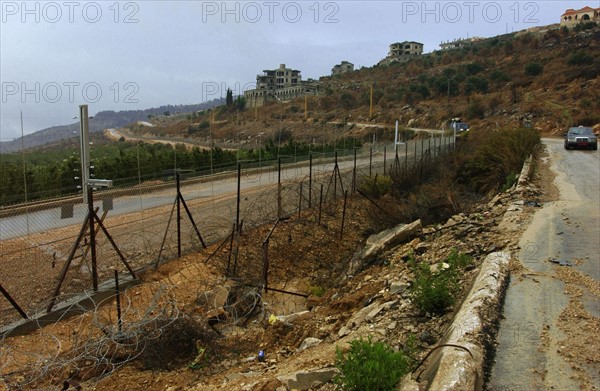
(0, 101, 223, 153)
(1, 23, 598, 208)
(126, 23, 599, 147)
(2, 22, 598, 391)
(6, 23, 599, 156)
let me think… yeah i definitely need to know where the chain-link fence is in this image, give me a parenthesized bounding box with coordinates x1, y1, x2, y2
(0, 134, 456, 328)
(1, 133, 458, 389)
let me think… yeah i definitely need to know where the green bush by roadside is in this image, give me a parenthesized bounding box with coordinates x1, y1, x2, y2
(334, 336, 416, 390)
(409, 249, 473, 315)
(458, 127, 540, 193)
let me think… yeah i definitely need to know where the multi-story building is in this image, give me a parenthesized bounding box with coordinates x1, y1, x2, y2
(245, 64, 319, 107)
(560, 6, 600, 26)
(331, 61, 355, 76)
(378, 41, 423, 65)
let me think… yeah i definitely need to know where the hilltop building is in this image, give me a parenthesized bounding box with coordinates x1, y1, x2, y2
(332, 61, 354, 76)
(560, 6, 600, 26)
(244, 64, 319, 107)
(440, 36, 484, 50)
(378, 41, 423, 65)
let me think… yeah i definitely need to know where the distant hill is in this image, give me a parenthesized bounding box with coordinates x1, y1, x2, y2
(0, 100, 223, 153)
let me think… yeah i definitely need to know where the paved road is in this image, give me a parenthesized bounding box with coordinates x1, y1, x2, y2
(1, 137, 455, 240)
(0, 153, 369, 240)
(488, 138, 599, 390)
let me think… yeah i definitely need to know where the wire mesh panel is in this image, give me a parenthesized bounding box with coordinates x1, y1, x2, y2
(0, 137, 455, 327)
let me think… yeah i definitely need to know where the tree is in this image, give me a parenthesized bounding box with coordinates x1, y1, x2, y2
(464, 76, 489, 94)
(235, 95, 246, 111)
(567, 51, 593, 66)
(339, 92, 356, 109)
(226, 88, 233, 107)
(525, 62, 544, 77)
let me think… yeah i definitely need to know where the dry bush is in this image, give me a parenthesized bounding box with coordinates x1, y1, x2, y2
(361, 151, 469, 228)
(140, 315, 220, 370)
(458, 127, 540, 193)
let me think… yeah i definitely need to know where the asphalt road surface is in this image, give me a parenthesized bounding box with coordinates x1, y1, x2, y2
(488, 138, 600, 390)
(1, 138, 455, 240)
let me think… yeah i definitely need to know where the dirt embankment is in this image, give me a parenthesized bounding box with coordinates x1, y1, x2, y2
(0, 171, 545, 391)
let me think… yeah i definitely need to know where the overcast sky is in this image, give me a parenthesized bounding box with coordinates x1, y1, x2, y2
(0, 0, 591, 140)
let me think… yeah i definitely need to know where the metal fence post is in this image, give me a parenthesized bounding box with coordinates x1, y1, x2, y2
(309, 154, 313, 208)
(176, 171, 181, 257)
(87, 186, 98, 291)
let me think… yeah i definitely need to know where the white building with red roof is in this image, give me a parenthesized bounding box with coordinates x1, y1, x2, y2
(560, 6, 600, 26)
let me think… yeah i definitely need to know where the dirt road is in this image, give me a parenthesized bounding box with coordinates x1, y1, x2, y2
(488, 138, 600, 390)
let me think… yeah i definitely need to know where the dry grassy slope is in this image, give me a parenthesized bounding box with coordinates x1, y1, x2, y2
(132, 24, 600, 147)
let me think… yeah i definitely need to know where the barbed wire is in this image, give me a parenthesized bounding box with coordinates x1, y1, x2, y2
(1, 140, 455, 388)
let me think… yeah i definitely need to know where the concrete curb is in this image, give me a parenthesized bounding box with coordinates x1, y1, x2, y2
(404, 154, 535, 390)
(516, 154, 534, 189)
(424, 251, 510, 391)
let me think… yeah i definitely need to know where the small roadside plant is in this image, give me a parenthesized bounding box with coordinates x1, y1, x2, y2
(501, 172, 518, 191)
(334, 336, 412, 390)
(446, 248, 473, 270)
(308, 284, 325, 297)
(409, 250, 473, 315)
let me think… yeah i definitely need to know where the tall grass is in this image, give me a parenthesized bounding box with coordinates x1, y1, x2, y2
(458, 127, 540, 193)
(360, 126, 540, 230)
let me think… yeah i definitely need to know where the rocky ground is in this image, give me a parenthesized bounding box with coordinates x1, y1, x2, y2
(0, 155, 551, 391)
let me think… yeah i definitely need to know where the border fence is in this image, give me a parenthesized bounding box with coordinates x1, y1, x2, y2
(0, 133, 456, 329)
(0, 133, 458, 389)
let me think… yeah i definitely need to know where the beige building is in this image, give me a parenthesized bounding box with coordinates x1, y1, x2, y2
(560, 6, 600, 26)
(378, 41, 423, 65)
(332, 61, 354, 76)
(245, 64, 319, 107)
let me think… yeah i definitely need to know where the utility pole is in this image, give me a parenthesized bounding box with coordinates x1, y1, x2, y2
(369, 84, 373, 118)
(20, 111, 30, 235)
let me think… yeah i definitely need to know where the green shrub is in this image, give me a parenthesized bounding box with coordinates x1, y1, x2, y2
(198, 120, 210, 130)
(334, 336, 412, 390)
(465, 62, 485, 75)
(446, 248, 473, 269)
(489, 70, 511, 83)
(574, 21, 597, 32)
(409, 250, 473, 315)
(567, 51, 594, 66)
(466, 100, 486, 119)
(308, 285, 325, 297)
(465, 76, 489, 94)
(359, 174, 393, 198)
(410, 259, 458, 315)
(340, 92, 356, 109)
(458, 127, 540, 193)
(525, 62, 544, 76)
(502, 172, 518, 191)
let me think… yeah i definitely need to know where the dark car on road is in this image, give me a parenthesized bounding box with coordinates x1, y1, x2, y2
(450, 121, 469, 133)
(564, 126, 598, 150)
(457, 122, 470, 132)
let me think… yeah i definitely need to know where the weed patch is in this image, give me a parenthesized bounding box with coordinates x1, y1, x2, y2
(334, 336, 414, 390)
(409, 249, 473, 315)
